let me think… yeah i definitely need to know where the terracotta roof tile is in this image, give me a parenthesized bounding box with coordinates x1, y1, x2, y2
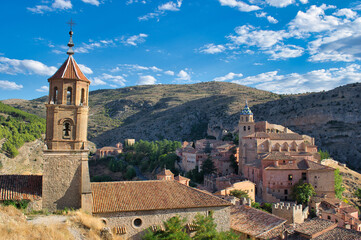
(48, 55, 90, 82)
(91, 180, 231, 214)
(175, 175, 190, 181)
(0, 175, 42, 201)
(230, 206, 286, 238)
(267, 133, 304, 140)
(313, 227, 361, 240)
(293, 218, 337, 238)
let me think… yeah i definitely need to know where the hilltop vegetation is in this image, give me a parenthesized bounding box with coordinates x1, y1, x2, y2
(3, 81, 361, 170)
(0, 102, 45, 158)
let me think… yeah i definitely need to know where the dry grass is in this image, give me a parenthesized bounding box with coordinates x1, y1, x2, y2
(0, 205, 73, 240)
(68, 210, 105, 240)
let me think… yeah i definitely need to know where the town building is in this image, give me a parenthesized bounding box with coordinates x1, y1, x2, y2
(272, 202, 308, 224)
(156, 169, 191, 187)
(212, 178, 256, 202)
(310, 196, 361, 231)
(231, 205, 287, 240)
(92, 180, 232, 239)
(178, 139, 238, 175)
(238, 102, 335, 202)
(95, 142, 123, 160)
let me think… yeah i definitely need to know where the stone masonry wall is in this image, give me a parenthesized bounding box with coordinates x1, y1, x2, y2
(42, 151, 88, 211)
(95, 206, 230, 240)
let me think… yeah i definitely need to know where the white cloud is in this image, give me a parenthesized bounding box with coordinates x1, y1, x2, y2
(139, 0, 182, 21)
(28, 0, 72, 14)
(123, 34, 148, 46)
(0, 80, 23, 90)
(199, 44, 226, 54)
(176, 70, 191, 81)
(78, 64, 93, 75)
(228, 25, 289, 48)
(90, 77, 107, 86)
(90, 73, 126, 86)
(213, 72, 243, 81)
(266, 44, 304, 60)
(111, 64, 162, 72)
(127, 0, 148, 4)
(36, 86, 49, 92)
(137, 75, 157, 85)
(299, 0, 308, 3)
(81, 0, 100, 6)
(333, 9, 357, 19)
(218, 0, 260, 12)
(76, 40, 114, 53)
(255, 12, 278, 24)
(232, 64, 361, 94)
(266, 0, 294, 8)
(0, 57, 57, 76)
(164, 70, 175, 76)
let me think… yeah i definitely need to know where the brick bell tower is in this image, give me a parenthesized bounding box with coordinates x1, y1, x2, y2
(42, 28, 92, 212)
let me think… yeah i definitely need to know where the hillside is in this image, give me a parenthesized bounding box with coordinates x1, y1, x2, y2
(2, 81, 361, 170)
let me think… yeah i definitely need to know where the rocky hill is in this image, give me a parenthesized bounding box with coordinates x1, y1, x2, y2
(2, 81, 361, 170)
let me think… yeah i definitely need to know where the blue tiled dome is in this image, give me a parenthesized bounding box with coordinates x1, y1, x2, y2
(240, 102, 253, 115)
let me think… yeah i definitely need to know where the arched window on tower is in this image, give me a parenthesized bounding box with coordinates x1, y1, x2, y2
(246, 117, 249, 122)
(67, 87, 72, 105)
(243, 126, 246, 131)
(241, 117, 243, 121)
(53, 87, 58, 104)
(248, 126, 251, 131)
(80, 88, 85, 105)
(63, 121, 72, 139)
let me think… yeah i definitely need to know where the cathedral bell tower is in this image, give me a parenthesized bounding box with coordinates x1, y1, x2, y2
(238, 100, 255, 175)
(42, 29, 92, 212)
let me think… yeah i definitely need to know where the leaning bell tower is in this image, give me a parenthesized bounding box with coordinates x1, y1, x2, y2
(42, 27, 92, 212)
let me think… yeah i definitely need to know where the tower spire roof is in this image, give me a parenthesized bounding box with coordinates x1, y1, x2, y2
(240, 100, 253, 115)
(48, 25, 90, 83)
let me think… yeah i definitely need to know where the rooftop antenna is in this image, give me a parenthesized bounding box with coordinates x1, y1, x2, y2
(66, 19, 76, 56)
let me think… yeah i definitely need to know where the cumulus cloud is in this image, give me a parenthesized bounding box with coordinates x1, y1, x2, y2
(127, 0, 148, 4)
(218, 0, 260, 12)
(255, 12, 278, 24)
(199, 44, 226, 54)
(176, 70, 191, 81)
(90, 77, 107, 86)
(232, 64, 361, 94)
(123, 34, 148, 46)
(139, 0, 182, 21)
(78, 64, 93, 75)
(90, 73, 126, 87)
(0, 57, 57, 76)
(0, 80, 23, 90)
(164, 70, 175, 76)
(266, 0, 294, 8)
(266, 44, 304, 60)
(137, 75, 157, 85)
(36, 86, 49, 92)
(27, 0, 72, 14)
(111, 64, 162, 72)
(81, 0, 100, 6)
(213, 72, 243, 81)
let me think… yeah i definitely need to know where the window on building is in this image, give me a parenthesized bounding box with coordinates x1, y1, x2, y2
(246, 117, 248, 122)
(285, 189, 288, 195)
(53, 87, 58, 104)
(328, 216, 331, 220)
(244, 126, 246, 131)
(67, 87, 72, 105)
(133, 218, 142, 227)
(285, 196, 288, 201)
(302, 172, 307, 180)
(336, 219, 338, 223)
(80, 88, 85, 105)
(63, 121, 71, 139)
(241, 117, 243, 121)
(288, 174, 293, 181)
(248, 126, 251, 130)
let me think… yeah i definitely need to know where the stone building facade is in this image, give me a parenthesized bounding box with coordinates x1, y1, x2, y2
(272, 202, 308, 224)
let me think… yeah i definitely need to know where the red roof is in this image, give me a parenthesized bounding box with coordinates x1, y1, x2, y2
(48, 55, 90, 82)
(0, 175, 42, 201)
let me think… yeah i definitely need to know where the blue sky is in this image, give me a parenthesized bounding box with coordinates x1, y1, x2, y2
(0, 0, 360, 100)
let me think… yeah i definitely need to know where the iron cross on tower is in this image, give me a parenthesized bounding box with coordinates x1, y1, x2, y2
(67, 19, 76, 31)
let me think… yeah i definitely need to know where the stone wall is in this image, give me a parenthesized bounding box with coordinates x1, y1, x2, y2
(95, 206, 230, 240)
(42, 150, 88, 211)
(272, 202, 304, 224)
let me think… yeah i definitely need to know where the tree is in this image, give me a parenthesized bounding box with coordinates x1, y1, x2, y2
(230, 190, 249, 199)
(318, 150, 330, 160)
(291, 182, 315, 205)
(143, 216, 190, 240)
(125, 166, 136, 180)
(334, 169, 345, 199)
(193, 212, 218, 240)
(201, 157, 216, 175)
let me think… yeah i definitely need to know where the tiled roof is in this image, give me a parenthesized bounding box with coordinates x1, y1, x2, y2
(48, 55, 90, 82)
(267, 133, 304, 140)
(175, 175, 190, 181)
(240, 103, 253, 115)
(244, 132, 270, 139)
(91, 180, 231, 214)
(158, 169, 174, 176)
(293, 218, 337, 238)
(265, 159, 334, 171)
(313, 227, 361, 240)
(261, 152, 296, 161)
(230, 206, 286, 238)
(0, 175, 42, 201)
(306, 160, 334, 171)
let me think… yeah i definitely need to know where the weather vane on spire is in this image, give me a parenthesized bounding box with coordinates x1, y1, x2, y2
(67, 19, 76, 31)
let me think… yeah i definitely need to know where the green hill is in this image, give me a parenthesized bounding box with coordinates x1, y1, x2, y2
(0, 102, 45, 158)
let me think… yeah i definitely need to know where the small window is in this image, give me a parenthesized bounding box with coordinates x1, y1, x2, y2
(302, 172, 307, 180)
(133, 218, 142, 227)
(63, 121, 71, 139)
(246, 117, 248, 122)
(248, 126, 250, 130)
(244, 126, 246, 131)
(336, 219, 338, 223)
(53, 87, 58, 104)
(284, 189, 288, 195)
(288, 174, 293, 181)
(67, 87, 72, 105)
(327, 216, 331, 220)
(80, 88, 85, 105)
